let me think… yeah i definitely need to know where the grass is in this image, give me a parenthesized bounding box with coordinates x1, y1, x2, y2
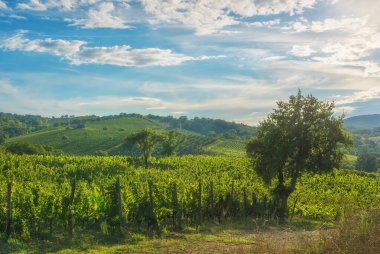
(320, 208, 380, 254)
(1, 210, 379, 254)
(0, 218, 333, 254)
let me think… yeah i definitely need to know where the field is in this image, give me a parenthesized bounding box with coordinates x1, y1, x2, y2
(0, 154, 379, 253)
(204, 139, 247, 157)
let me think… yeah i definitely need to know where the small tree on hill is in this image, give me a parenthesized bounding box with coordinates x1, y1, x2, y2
(356, 153, 378, 172)
(161, 130, 187, 156)
(125, 128, 164, 167)
(246, 90, 352, 222)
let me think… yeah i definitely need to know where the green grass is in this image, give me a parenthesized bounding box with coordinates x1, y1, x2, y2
(0, 218, 333, 254)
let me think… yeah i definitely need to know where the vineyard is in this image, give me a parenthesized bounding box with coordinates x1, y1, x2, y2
(0, 154, 379, 240)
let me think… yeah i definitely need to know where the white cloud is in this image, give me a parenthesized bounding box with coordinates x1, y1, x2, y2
(17, 0, 49, 11)
(0, 0, 9, 10)
(74, 46, 223, 67)
(248, 19, 281, 28)
(284, 16, 367, 33)
(140, 0, 320, 35)
(289, 45, 315, 57)
(1, 32, 222, 67)
(1, 31, 85, 56)
(17, 0, 83, 11)
(334, 106, 356, 114)
(311, 28, 380, 76)
(8, 14, 27, 19)
(335, 88, 380, 106)
(66, 2, 132, 29)
(0, 80, 19, 95)
(14, 0, 322, 34)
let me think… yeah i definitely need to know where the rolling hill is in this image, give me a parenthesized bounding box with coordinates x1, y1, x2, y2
(344, 114, 380, 129)
(7, 112, 380, 158)
(4, 113, 256, 156)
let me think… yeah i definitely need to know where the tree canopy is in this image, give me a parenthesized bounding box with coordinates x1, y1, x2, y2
(246, 90, 352, 222)
(161, 130, 187, 157)
(356, 153, 378, 172)
(125, 128, 165, 167)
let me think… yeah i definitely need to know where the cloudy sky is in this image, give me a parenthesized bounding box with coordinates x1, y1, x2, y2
(0, 0, 379, 125)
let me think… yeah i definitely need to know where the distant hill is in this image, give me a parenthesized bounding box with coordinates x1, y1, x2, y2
(344, 114, 380, 129)
(2, 113, 256, 156)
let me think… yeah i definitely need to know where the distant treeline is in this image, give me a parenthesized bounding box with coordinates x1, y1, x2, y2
(0, 113, 48, 143)
(51, 113, 256, 139)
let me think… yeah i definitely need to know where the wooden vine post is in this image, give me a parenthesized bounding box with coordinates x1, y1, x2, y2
(243, 187, 248, 216)
(197, 179, 202, 229)
(231, 180, 235, 201)
(5, 182, 12, 237)
(116, 177, 124, 233)
(68, 179, 76, 237)
(252, 193, 257, 217)
(209, 181, 214, 219)
(149, 180, 154, 212)
(172, 182, 181, 230)
(148, 179, 159, 235)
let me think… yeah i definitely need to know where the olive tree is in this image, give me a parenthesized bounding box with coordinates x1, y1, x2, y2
(125, 128, 164, 167)
(246, 91, 352, 222)
(161, 130, 187, 156)
(356, 153, 378, 172)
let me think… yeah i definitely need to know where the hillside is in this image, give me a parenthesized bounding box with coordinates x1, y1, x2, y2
(5, 112, 380, 158)
(344, 114, 380, 129)
(4, 113, 256, 156)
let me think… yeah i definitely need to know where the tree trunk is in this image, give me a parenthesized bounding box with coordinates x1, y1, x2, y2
(278, 191, 289, 223)
(277, 169, 288, 223)
(144, 155, 148, 168)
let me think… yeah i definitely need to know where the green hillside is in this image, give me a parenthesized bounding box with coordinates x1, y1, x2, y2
(7, 117, 161, 155)
(6, 115, 250, 156)
(204, 139, 247, 157)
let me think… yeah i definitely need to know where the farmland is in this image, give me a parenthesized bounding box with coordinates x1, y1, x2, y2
(0, 154, 378, 253)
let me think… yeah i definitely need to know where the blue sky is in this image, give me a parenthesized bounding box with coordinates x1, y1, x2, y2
(0, 0, 379, 125)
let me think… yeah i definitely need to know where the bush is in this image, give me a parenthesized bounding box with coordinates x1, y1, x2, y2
(5, 142, 63, 155)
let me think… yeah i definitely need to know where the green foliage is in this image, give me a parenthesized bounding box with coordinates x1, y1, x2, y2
(125, 128, 165, 167)
(340, 154, 358, 169)
(0, 154, 378, 240)
(0, 131, 5, 145)
(5, 142, 63, 155)
(356, 153, 378, 172)
(0, 113, 48, 139)
(161, 130, 187, 156)
(246, 90, 352, 221)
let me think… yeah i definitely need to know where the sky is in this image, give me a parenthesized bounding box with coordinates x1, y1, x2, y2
(0, 0, 380, 125)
